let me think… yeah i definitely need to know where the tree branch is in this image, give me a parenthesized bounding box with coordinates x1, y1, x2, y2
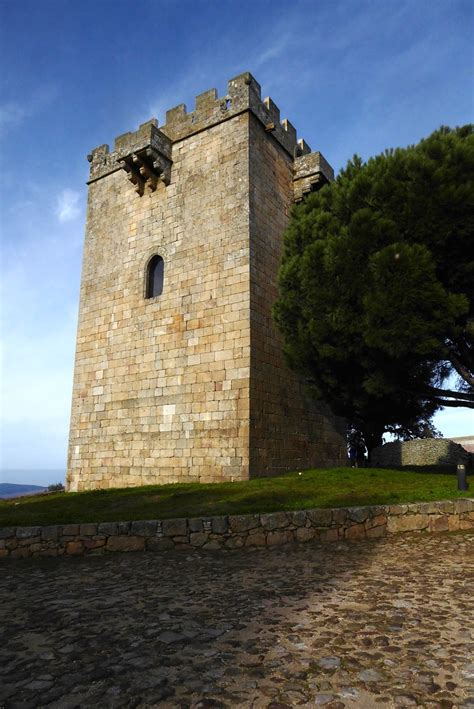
(448, 351, 474, 388)
(424, 385, 474, 402)
(429, 397, 474, 409)
(363, 198, 383, 212)
(445, 336, 474, 387)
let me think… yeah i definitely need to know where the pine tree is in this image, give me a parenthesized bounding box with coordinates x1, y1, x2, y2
(274, 126, 474, 452)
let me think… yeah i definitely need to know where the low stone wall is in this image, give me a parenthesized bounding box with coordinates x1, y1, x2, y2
(371, 438, 472, 469)
(1, 499, 473, 560)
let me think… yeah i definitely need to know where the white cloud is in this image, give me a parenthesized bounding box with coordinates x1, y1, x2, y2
(0, 102, 28, 133)
(55, 188, 81, 222)
(0, 86, 57, 138)
(432, 375, 473, 438)
(143, 17, 302, 129)
(433, 407, 473, 439)
(1, 186, 83, 469)
(254, 35, 291, 68)
(147, 67, 212, 126)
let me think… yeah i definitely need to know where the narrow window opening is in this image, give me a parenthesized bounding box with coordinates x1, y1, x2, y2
(146, 255, 164, 298)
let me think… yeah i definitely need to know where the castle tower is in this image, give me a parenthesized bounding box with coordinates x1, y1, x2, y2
(67, 72, 346, 491)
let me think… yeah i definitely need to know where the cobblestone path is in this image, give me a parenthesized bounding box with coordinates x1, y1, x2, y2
(1, 531, 473, 708)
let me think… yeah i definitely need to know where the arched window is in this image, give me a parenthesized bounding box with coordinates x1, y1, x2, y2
(146, 255, 164, 298)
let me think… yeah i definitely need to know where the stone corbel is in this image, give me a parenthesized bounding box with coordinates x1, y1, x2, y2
(293, 151, 334, 203)
(294, 173, 326, 202)
(119, 147, 172, 196)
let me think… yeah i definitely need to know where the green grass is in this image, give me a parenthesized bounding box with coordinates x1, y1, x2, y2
(0, 467, 471, 528)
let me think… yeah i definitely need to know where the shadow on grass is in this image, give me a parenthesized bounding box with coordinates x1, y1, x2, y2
(0, 467, 470, 527)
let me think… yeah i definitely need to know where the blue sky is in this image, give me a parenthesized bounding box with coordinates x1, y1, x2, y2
(1, 0, 473, 482)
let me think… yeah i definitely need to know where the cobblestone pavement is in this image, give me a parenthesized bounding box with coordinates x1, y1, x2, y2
(1, 531, 473, 709)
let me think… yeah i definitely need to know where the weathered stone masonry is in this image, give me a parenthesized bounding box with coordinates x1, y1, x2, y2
(67, 72, 345, 492)
(1, 499, 473, 559)
(372, 438, 472, 469)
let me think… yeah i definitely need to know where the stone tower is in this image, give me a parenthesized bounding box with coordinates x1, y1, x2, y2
(67, 72, 345, 492)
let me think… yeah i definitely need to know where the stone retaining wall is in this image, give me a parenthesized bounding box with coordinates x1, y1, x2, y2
(1, 499, 473, 560)
(372, 438, 472, 469)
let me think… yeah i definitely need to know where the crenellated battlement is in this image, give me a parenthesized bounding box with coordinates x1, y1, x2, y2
(87, 118, 173, 190)
(86, 72, 327, 190)
(159, 72, 309, 158)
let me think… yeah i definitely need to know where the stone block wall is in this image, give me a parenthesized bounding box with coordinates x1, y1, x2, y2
(69, 111, 252, 491)
(372, 438, 472, 469)
(2, 499, 473, 560)
(68, 72, 346, 491)
(248, 113, 345, 474)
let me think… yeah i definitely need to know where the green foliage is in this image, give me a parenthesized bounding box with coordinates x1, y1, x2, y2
(0, 468, 470, 527)
(47, 483, 65, 492)
(274, 126, 474, 447)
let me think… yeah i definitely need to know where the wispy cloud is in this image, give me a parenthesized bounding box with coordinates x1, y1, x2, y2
(142, 7, 310, 129)
(144, 33, 301, 129)
(1, 186, 84, 468)
(432, 407, 473, 438)
(146, 67, 214, 126)
(0, 102, 28, 134)
(0, 85, 57, 137)
(254, 34, 292, 68)
(55, 189, 81, 223)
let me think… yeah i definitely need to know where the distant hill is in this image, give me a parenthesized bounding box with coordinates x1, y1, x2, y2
(0, 483, 47, 499)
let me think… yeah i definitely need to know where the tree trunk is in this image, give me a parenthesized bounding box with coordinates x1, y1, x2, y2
(363, 427, 384, 467)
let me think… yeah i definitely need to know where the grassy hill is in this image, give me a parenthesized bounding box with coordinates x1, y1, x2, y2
(0, 467, 471, 527)
(0, 483, 46, 500)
